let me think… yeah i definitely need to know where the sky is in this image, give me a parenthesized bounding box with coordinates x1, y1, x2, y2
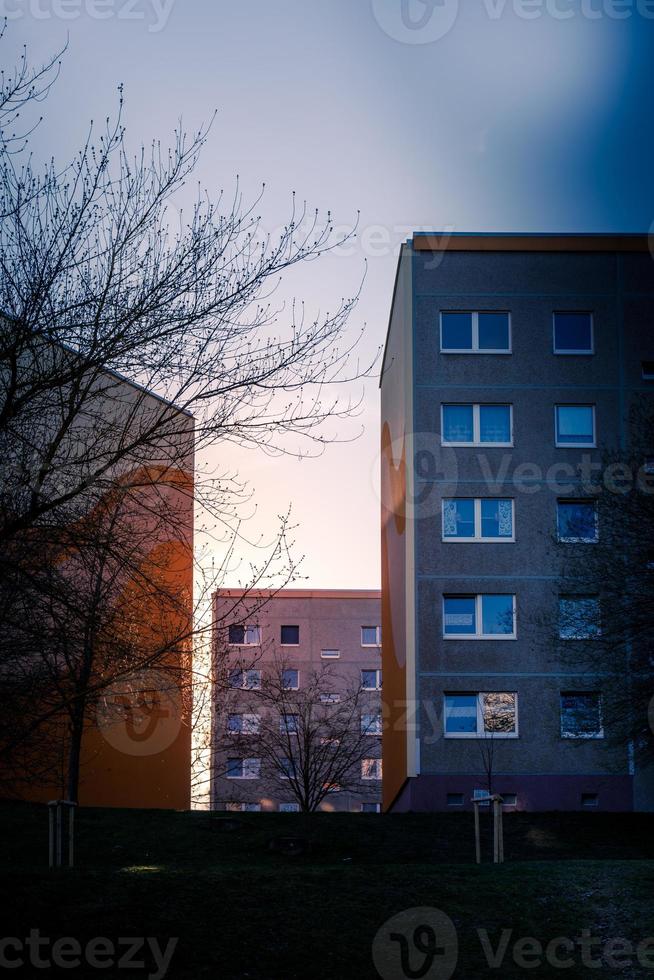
(7, 0, 654, 589)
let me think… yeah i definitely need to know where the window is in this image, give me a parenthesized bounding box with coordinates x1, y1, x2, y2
(557, 500, 598, 542)
(361, 803, 381, 813)
(361, 669, 382, 691)
(227, 758, 261, 779)
(553, 313, 593, 354)
(559, 596, 600, 640)
(361, 758, 383, 780)
(446, 793, 465, 807)
(279, 758, 295, 779)
(320, 693, 341, 704)
(642, 361, 654, 380)
(228, 669, 262, 691)
(443, 595, 516, 639)
(228, 625, 261, 646)
(555, 405, 596, 447)
(280, 625, 299, 645)
(560, 692, 603, 738)
(281, 669, 299, 690)
(227, 713, 260, 735)
(473, 788, 490, 807)
(444, 692, 518, 738)
(279, 802, 300, 812)
(581, 793, 599, 808)
(225, 802, 261, 812)
(502, 793, 518, 807)
(361, 626, 382, 646)
(442, 404, 512, 446)
(321, 649, 340, 659)
(361, 713, 382, 736)
(443, 498, 514, 541)
(440, 311, 511, 353)
(280, 713, 299, 735)
(645, 457, 654, 475)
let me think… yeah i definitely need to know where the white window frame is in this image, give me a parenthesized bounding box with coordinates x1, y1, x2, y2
(558, 596, 601, 640)
(361, 758, 383, 780)
(320, 693, 341, 704)
(361, 626, 382, 647)
(360, 803, 382, 813)
(228, 625, 261, 647)
(361, 713, 382, 736)
(553, 312, 594, 355)
(361, 669, 382, 691)
(554, 404, 596, 449)
(228, 669, 262, 691)
(444, 692, 519, 739)
(320, 649, 340, 659)
(225, 802, 261, 812)
(642, 361, 654, 380)
(281, 669, 300, 691)
(280, 625, 300, 646)
(556, 499, 599, 543)
(280, 713, 299, 735)
(227, 757, 261, 779)
(560, 693, 604, 739)
(442, 498, 515, 543)
(440, 311, 512, 354)
(441, 403, 513, 447)
(227, 713, 260, 735)
(279, 802, 300, 812)
(442, 594, 517, 640)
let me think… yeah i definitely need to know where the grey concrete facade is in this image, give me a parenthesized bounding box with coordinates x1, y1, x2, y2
(381, 234, 654, 812)
(211, 590, 382, 812)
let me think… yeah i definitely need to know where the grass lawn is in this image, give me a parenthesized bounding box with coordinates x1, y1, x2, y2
(1, 803, 653, 978)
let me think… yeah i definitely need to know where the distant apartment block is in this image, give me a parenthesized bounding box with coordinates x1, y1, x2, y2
(380, 233, 654, 812)
(211, 590, 382, 812)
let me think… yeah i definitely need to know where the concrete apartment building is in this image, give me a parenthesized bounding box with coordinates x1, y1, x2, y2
(380, 232, 654, 813)
(211, 589, 382, 812)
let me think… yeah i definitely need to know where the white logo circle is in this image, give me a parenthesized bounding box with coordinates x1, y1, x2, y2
(96, 669, 183, 757)
(371, 0, 459, 45)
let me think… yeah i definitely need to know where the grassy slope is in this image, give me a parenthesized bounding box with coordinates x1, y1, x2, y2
(1, 804, 653, 978)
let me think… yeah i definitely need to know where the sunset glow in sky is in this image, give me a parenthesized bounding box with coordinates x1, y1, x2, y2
(11, 0, 654, 588)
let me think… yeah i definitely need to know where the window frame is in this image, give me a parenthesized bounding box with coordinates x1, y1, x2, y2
(642, 361, 654, 381)
(227, 625, 262, 647)
(553, 312, 594, 355)
(444, 692, 519, 739)
(320, 649, 340, 659)
(440, 311, 512, 354)
(442, 497, 515, 543)
(560, 692, 604, 739)
(361, 626, 382, 647)
(361, 669, 382, 691)
(279, 802, 300, 812)
(281, 668, 300, 691)
(227, 713, 261, 736)
(558, 595, 601, 640)
(442, 594, 517, 640)
(441, 403, 513, 447)
(556, 499, 599, 543)
(280, 624, 300, 646)
(228, 669, 262, 691)
(361, 758, 383, 780)
(554, 404, 596, 449)
(226, 757, 261, 779)
(280, 713, 299, 735)
(361, 712, 383, 736)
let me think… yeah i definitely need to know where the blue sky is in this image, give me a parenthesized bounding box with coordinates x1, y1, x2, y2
(10, 0, 654, 587)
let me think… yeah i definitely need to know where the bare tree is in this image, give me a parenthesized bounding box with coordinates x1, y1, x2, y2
(212, 661, 381, 813)
(546, 398, 654, 766)
(0, 34, 372, 802)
